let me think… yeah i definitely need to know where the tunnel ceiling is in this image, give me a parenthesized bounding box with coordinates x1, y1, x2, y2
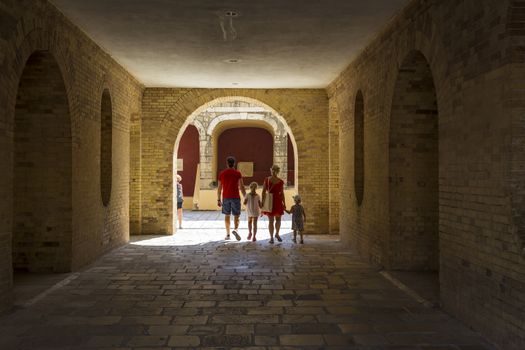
(51, 0, 409, 88)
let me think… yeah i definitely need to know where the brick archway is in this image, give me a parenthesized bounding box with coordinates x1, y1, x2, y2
(171, 97, 299, 231)
(13, 51, 73, 273)
(388, 50, 439, 271)
(1, 23, 78, 309)
(140, 89, 329, 235)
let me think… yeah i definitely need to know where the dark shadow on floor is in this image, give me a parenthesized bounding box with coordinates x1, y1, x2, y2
(387, 271, 440, 307)
(13, 271, 71, 307)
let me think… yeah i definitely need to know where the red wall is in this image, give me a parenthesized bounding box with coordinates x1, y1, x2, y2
(217, 127, 273, 185)
(177, 125, 199, 196)
(287, 134, 295, 186)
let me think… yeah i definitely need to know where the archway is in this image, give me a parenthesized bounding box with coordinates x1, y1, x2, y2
(388, 50, 439, 300)
(12, 51, 72, 303)
(172, 97, 299, 237)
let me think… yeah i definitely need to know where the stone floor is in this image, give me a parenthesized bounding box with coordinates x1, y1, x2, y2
(0, 211, 495, 349)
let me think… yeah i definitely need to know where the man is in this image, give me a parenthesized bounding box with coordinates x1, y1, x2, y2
(217, 156, 246, 240)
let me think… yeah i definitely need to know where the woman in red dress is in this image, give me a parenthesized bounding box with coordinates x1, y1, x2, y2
(262, 164, 286, 244)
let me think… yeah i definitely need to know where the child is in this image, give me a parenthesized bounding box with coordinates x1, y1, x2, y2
(176, 174, 183, 229)
(244, 182, 262, 242)
(286, 194, 306, 244)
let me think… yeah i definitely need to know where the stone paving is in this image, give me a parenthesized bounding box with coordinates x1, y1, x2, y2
(0, 211, 495, 349)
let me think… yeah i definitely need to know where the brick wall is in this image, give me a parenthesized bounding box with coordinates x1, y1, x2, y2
(0, 0, 144, 312)
(138, 89, 329, 235)
(328, 0, 524, 348)
(328, 92, 340, 234)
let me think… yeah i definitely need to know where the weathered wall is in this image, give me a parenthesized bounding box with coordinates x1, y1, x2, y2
(138, 89, 329, 235)
(0, 0, 143, 311)
(328, 0, 524, 348)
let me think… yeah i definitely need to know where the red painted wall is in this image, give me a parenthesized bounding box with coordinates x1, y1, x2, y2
(177, 125, 199, 196)
(217, 127, 273, 185)
(287, 134, 295, 186)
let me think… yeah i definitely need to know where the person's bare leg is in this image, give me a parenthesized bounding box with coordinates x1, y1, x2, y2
(225, 215, 231, 239)
(293, 230, 297, 243)
(275, 216, 282, 241)
(268, 216, 275, 243)
(253, 218, 258, 241)
(177, 208, 183, 229)
(232, 215, 241, 240)
(300, 230, 304, 244)
(248, 217, 253, 240)
(234, 215, 240, 230)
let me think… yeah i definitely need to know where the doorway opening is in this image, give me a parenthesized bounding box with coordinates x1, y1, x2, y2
(12, 51, 72, 306)
(172, 98, 298, 242)
(388, 50, 439, 305)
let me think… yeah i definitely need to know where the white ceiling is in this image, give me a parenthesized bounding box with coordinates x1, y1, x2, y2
(50, 0, 409, 88)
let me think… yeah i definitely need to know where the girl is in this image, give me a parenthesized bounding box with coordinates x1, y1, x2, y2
(244, 182, 261, 241)
(286, 194, 306, 244)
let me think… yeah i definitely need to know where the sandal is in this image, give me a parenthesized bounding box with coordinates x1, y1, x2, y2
(232, 230, 241, 241)
(275, 235, 282, 242)
(247, 233, 252, 240)
(225, 235, 230, 240)
(269, 238, 274, 244)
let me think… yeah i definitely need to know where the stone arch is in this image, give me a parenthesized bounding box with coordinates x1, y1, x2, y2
(209, 117, 278, 183)
(388, 50, 439, 271)
(12, 50, 73, 273)
(170, 96, 300, 232)
(172, 96, 299, 187)
(207, 113, 279, 135)
(354, 90, 365, 206)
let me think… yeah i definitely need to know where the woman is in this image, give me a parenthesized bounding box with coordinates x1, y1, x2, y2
(176, 174, 183, 229)
(262, 164, 286, 244)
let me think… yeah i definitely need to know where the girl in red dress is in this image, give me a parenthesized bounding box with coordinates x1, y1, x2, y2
(262, 164, 286, 244)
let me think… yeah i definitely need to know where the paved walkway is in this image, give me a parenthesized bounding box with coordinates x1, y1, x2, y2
(0, 211, 494, 349)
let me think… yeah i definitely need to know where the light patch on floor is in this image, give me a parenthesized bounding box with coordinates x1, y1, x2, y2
(132, 210, 295, 246)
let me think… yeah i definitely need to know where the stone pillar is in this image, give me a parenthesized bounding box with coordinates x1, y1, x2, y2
(273, 117, 288, 186)
(199, 133, 214, 188)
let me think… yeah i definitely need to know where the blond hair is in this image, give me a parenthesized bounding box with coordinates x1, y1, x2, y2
(270, 164, 280, 174)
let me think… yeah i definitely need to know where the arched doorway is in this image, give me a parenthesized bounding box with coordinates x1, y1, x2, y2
(172, 97, 299, 237)
(12, 51, 72, 302)
(388, 50, 439, 299)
